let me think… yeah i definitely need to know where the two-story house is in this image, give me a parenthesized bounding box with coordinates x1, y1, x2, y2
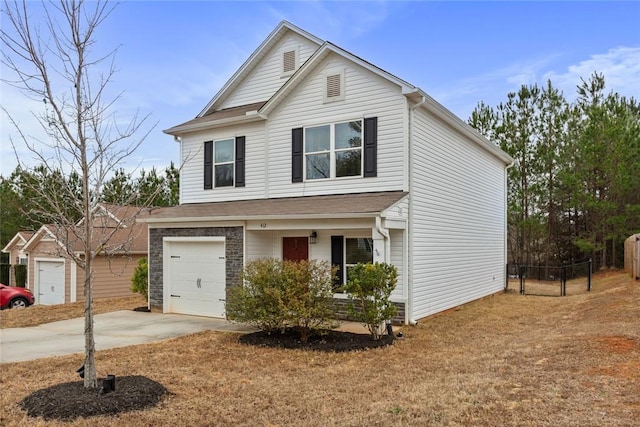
(141, 21, 513, 324)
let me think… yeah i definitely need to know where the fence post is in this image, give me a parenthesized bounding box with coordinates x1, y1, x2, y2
(587, 258, 592, 292)
(519, 265, 524, 295)
(505, 264, 508, 292)
(561, 263, 567, 296)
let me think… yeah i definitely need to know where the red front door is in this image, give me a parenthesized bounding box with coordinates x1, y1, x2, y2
(283, 237, 309, 262)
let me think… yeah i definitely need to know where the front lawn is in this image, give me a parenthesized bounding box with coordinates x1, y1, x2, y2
(1, 272, 638, 426)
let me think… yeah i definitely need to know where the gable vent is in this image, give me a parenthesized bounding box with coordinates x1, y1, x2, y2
(283, 50, 296, 73)
(326, 74, 342, 98)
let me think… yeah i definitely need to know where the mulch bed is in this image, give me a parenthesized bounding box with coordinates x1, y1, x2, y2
(20, 375, 169, 421)
(239, 328, 395, 352)
(19, 324, 392, 420)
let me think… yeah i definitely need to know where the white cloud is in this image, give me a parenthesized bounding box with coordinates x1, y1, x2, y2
(543, 47, 640, 100)
(432, 47, 640, 121)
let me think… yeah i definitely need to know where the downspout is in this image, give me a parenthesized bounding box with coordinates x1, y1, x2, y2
(504, 160, 515, 288)
(375, 216, 390, 263)
(407, 94, 427, 325)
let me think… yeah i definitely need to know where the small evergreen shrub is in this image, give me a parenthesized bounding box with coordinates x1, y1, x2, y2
(226, 258, 337, 342)
(14, 264, 27, 288)
(343, 262, 398, 340)
(130, 257, 148, 299)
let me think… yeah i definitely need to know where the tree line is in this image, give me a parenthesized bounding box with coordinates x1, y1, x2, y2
(469, 73, 640, 270)
(0, 162, 179, 251)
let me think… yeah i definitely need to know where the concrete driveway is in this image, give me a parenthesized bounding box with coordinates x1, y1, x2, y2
(0, 310, 256, 364)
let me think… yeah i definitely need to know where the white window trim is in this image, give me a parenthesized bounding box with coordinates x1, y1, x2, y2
(214, 138, 235, 188)
(333, 235, 374, 297)
(323, 69, 345, 103)
(303, 119, 363, 181)
(281, 47, 299, 78)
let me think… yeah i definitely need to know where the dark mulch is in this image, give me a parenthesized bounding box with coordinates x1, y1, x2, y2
(239, 328, 394, 352)
(20, 375, 169, 421)
(133, 306, 151, 312)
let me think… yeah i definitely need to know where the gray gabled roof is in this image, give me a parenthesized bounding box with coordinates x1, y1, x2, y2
(141, 191, 408, 223)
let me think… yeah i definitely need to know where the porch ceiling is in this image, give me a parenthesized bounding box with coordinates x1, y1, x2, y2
(142, 191, 408, 223)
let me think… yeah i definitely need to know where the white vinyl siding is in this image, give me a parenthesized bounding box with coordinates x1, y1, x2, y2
(389, 229, 405, 301)
(220, 33, 320, 110)
(180, 122, 266, 203)
(246, 230, 276, 261)
(266, 54, 407, 198)
(410, 107, 506, 320)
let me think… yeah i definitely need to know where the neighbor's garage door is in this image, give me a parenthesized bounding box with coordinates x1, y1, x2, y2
(166, 240, 226, 318)
(37, 260, 65, 305)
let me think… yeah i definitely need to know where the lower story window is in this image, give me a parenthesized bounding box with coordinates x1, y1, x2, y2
(345, 238, 373, 281)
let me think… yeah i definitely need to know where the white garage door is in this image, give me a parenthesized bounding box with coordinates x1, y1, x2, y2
(37, 260, 65, 305)
(167, 240, 226, 318)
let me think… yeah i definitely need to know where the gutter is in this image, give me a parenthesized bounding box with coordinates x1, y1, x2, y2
(163, 112, 265, 136)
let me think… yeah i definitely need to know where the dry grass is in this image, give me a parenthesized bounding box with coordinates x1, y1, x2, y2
(0, 295, 147, 329)
(1, 272, 638, 426)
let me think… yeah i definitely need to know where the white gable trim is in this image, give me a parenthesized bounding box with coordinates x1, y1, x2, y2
(198, 20, 322, 117)
(2, 233, 28, 253)
(22, 225, 61, 252)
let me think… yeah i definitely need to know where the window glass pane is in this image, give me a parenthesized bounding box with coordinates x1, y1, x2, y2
(336, 150, 361, 177)
(215, 139, 234, 163)
(306, 153, 330, 179)
(335, 121, 362, 149)
(346, 238, 373, 264)
(305, 125, 330, 152)
(215, 164, 234, 187)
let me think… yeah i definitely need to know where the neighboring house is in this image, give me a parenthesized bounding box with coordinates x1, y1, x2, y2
(625, 234, 639, 280)
(2, 231, 34, 286)
(1, 204, 148, 305)
(141, 21, 514, 323)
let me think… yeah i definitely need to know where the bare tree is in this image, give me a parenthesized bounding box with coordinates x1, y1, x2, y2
(1, 0, 153, 388)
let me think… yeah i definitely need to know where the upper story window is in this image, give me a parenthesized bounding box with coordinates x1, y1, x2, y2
(214, 139, 234, 187)
(291, 117, 376, 183)
(204, 136, 245, 189)
(304, 120, 362, 180)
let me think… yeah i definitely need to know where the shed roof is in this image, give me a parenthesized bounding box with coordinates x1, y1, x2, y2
(142, 191, 408, 223)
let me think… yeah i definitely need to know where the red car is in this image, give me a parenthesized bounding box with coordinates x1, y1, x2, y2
(0, 283, 35, 309)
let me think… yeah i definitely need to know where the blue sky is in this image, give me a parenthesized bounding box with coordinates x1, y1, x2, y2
(2, 1, 639, 176)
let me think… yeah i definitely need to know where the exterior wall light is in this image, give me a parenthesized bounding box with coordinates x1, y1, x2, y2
(309, 230, 318, 244)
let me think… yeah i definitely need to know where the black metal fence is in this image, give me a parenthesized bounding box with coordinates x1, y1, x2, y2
(506, 259, 592, 296)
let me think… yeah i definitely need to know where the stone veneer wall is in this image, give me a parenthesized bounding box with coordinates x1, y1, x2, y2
(331, 298, 406, 325)
(148, 226, 243, 311)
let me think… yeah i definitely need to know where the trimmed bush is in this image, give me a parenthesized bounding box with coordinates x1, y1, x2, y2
(130, 257, 148, 299)
(14, 264, 27, 288)
(226, 258, 337, 342)
(343, 262, 398, 340)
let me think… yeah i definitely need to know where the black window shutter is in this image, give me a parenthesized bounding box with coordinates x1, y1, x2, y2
(292, 127, 304, 183)
(204, 140, 213, 189)
(331, 235, 344, 288)
(235, 136, 245, 187)
(363, 117, 378, 177)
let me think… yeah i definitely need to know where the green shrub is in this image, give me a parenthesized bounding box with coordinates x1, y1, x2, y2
(130, 257, 148, 299)
(14, 264, 27, 288)
(343, 262, 398, 340)
(226, 258, 337, 342)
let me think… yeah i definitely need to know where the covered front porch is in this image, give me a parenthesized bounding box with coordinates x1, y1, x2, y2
(142, 191, 409, 323)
